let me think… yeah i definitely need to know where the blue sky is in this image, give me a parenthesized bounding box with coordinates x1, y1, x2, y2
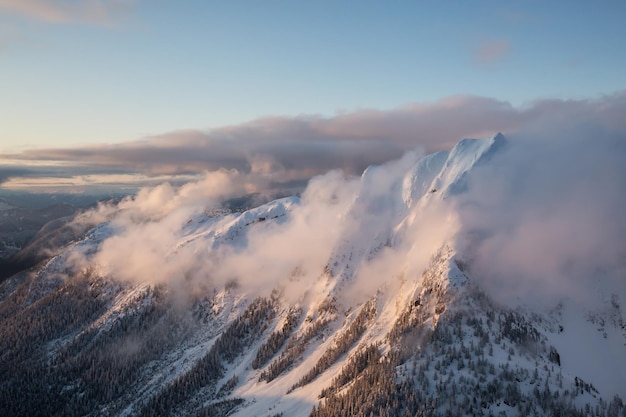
(1, 0, 624, 152)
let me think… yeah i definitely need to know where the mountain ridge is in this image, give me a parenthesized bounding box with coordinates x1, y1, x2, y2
(1, 133, 624, 417)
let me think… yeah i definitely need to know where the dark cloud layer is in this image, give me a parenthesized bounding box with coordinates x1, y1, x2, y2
(2, 93, 625, 192)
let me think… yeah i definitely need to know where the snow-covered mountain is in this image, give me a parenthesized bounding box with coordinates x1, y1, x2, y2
(1, 133, 625, 417)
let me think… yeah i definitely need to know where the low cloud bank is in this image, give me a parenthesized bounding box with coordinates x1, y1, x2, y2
(3, 93, 625, 195)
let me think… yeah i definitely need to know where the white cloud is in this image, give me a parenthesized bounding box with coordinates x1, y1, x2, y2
(455, 126, 626, 308)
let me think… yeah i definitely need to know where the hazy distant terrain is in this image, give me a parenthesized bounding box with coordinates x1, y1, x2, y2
(0, 192, 128, 281)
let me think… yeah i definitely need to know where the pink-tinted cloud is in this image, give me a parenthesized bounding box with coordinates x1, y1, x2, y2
(1, 93, 625, 192)
(0, 0, 133, 25)
(474, 39, 510, 65)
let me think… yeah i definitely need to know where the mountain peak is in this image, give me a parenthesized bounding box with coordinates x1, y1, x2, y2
(2, 133, 624, 417)
(492, 131, 506, 142)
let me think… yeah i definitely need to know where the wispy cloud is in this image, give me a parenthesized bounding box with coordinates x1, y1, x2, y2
(1, 93, 625, 193)
(0, 0, 133, 25)
(473, 39, 511, 65)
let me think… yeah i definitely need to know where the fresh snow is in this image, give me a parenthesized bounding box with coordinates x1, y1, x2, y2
(3, 133, 624, 417)
(547, 300, 626, 399)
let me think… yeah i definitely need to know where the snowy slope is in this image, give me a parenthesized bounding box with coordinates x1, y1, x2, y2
(1, 133, 624, 417)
